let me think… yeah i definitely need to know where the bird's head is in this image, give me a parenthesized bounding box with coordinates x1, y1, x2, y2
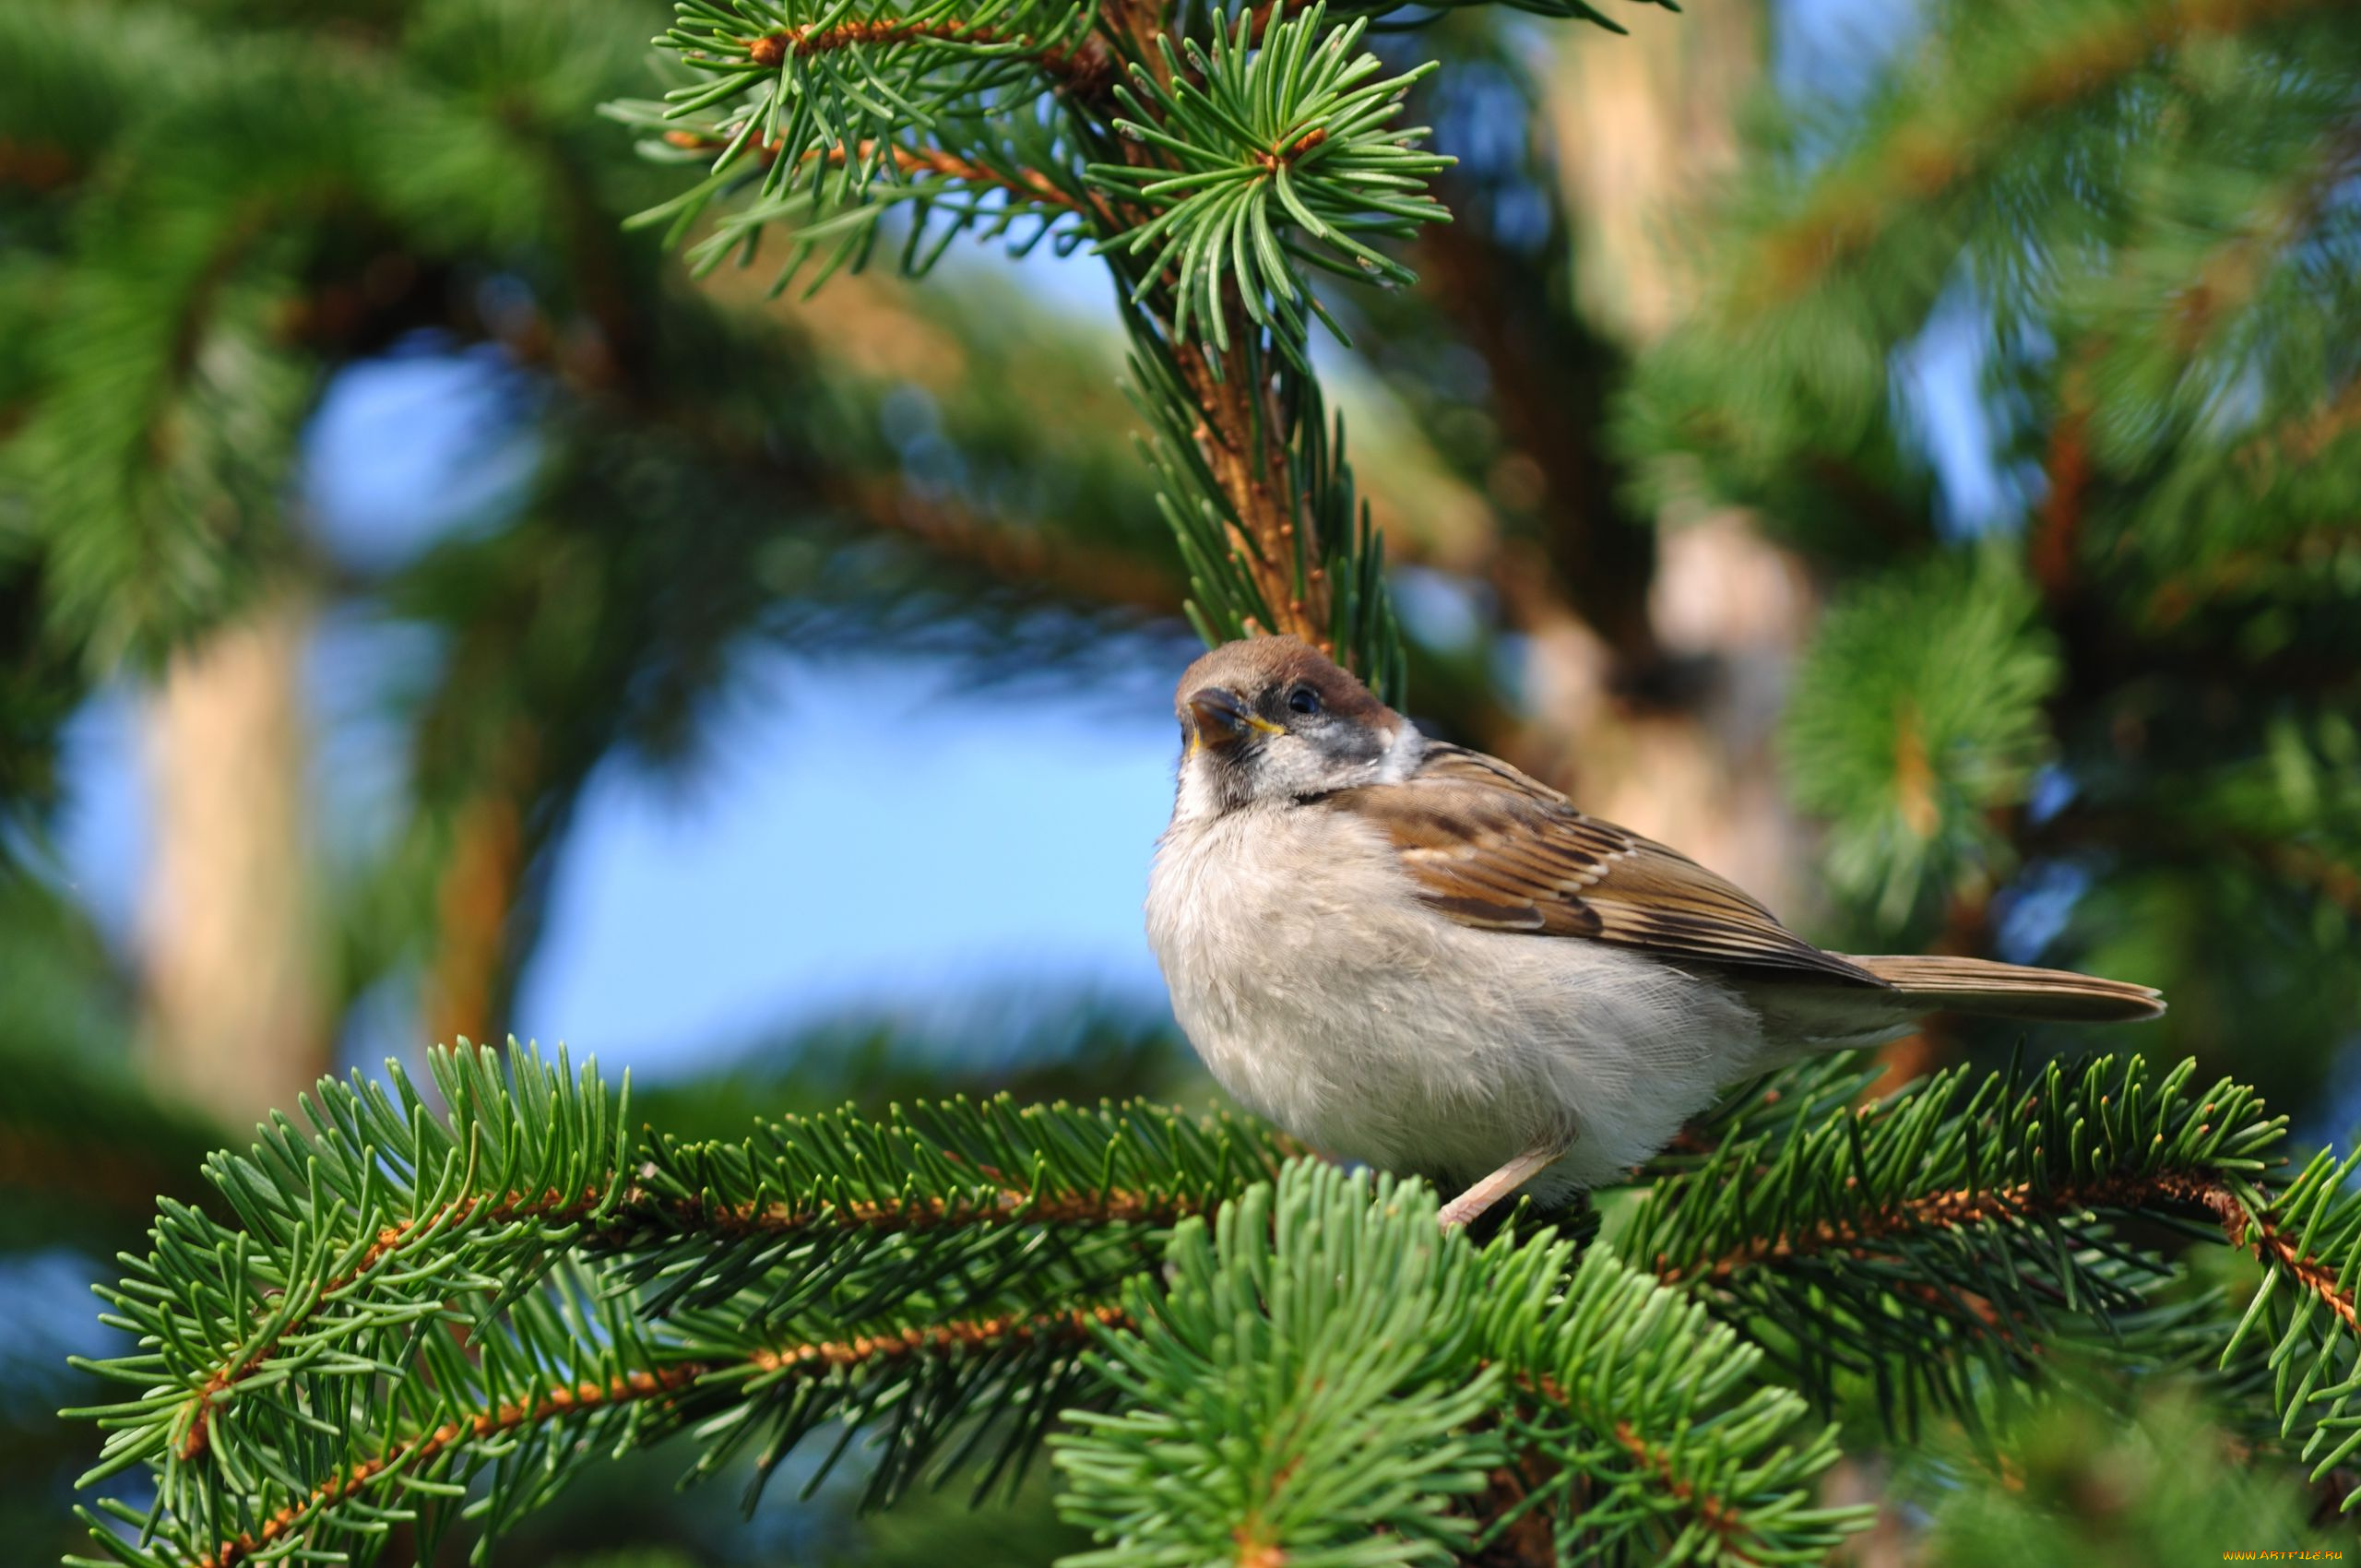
(1169, 636, 1420, 818)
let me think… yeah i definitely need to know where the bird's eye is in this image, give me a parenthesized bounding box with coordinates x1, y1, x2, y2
(1287, 685, 1322, 716)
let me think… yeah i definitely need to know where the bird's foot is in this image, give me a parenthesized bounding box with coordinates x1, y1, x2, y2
(1437, 1143, 1568, 1229)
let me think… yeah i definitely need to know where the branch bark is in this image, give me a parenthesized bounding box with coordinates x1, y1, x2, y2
(196, 1305, 1129, 1568)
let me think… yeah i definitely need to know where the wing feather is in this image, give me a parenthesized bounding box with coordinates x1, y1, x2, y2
(1322, 743, 1885, 985)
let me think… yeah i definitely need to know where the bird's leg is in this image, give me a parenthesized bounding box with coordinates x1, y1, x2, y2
(1437, 1142, 1569, 1229)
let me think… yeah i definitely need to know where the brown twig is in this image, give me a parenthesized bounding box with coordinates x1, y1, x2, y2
(1499, 1372, 1758, 1561)
(1609, 1421, 1754, 1552)
(2030, 378, 2092, 603)
(1462, 1446, 1563, 1567)
(177, 1184, 607, 1461)
(661, 129, 1109, 225)
(174, 1178, 1197, 1461)
(0, 137, 77, 191)
(1655, 1170, 2120, 1287)
(1655, 1164, 2360, 1338)
(194, 1363, 703, 1568)
(195, 1305, 1129, 1568)
(2169, 1172, 2361, 1334)
(832, 476, 1180, 612)
(2143, 524, 2361, 627)
(2169, 114, 2361, 353)
(1250, 126, 1327, 170)
(1070, 0, 1336, 656)
(1168, 308, 1333, 649)
(660, 1182, 1208, 1239)
(741, 19, 1111, 93)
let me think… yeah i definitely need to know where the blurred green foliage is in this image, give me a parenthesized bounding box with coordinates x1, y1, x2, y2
(1625, 0, 2361, 1106)
(1917, 1384, 2340, 1566)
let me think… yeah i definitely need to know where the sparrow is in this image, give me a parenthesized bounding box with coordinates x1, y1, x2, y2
(1145, 636, 2164, 1229)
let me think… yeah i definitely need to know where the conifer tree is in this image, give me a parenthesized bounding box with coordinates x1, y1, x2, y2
(17, 0, 2360, 1562)
(1620, 0, 2361, 1112)
(0, 0, 1166, 1066)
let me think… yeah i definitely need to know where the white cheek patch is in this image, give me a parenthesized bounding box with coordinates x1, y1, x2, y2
(1375, 719, 1427, 783)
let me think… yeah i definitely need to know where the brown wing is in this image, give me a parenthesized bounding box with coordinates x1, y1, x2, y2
(1322, 743, 1887, 986)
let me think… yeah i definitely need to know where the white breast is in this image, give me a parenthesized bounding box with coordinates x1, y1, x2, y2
(1145, 801, 1765, 1202)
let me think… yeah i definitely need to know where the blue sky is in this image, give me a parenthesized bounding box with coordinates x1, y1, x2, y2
(53, 306, 1187, 1086)
(513, 651, 1179, 1069)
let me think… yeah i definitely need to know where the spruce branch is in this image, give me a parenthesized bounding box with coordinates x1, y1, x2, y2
(1915, 1385, 2344, 1564)
(606, 101, 1109, 287)
(1055, 1163, 1868, 1567)
(1729, 0, 2352, 311)
(145, 1296, 1132, 1568)
(1122, 307, 1408, 692)
(1778, 553, 2058, 925)
(67, 1048, 1877, 1565)
(1092, 6, 1451, 350)
(2142, 113, 2361, 362)
(66, 1045, 1289, 1565)
(1627, 1054, 2258, 1394)
(734, 15, 1111, 88)
(658, 126, 1110, 219)
(612, 0, 1647, 697)
(1643, 1053, 1891, 1175)
(1488, 1251, 1866, 1565)
(65, 1036, 2361, 1561)
(1082, 2, 1443, 688)
(1621, 0, 2361, 612)
(1625, 1050, 2361, 1498)
(653, 0, 1102, 191)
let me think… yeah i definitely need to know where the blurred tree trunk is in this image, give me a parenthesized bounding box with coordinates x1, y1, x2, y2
(1529, 0, 1818, 918)
(1550, 0, 1754, 344)
(421, 749, 536, 1051)
(139, 594, 330, 1127)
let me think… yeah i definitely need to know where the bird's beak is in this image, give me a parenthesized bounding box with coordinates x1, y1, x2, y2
(1187, 687, 1280, 752)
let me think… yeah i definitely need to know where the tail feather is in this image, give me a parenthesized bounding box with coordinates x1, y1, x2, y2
(1841, 954, 2165, 1024)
